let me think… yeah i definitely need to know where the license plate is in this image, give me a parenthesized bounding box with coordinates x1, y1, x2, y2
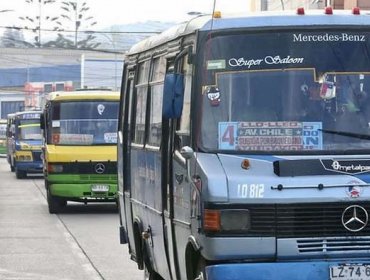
(330, 264, 370, 280)
(91, 184, 109, 192)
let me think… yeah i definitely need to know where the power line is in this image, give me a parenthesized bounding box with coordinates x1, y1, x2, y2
(0, 25, 161, 34)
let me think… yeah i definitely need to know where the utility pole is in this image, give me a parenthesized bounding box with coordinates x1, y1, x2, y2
(71, 2, 80, 48)
(38, 0, 41, 47)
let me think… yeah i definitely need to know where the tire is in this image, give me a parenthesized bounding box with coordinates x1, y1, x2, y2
(143, 244, 163, 280)
(193, 257, 206, 280)
(143, 261, 163, 280)
(47, 188, 66, 214)
(10, 158, 15, 172)
(15, 168, 26, 179)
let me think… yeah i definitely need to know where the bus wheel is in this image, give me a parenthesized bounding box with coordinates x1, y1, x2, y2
(143, 245, 163, 280)
(47, 188, 66, 214)
(194, 257, 206, 280)
(15, 168, 26, 179)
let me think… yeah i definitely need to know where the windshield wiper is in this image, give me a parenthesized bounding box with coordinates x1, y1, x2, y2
(319, 129, 370, 140)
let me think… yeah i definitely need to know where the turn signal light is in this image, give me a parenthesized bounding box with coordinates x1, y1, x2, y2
(203, 209, 220, 231)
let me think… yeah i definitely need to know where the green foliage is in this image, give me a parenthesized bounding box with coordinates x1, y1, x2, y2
(18, 0, 99, 49)
(1, 27, 32, 47)
(19, 0, 62, 47)
(54, 1, 100, 49)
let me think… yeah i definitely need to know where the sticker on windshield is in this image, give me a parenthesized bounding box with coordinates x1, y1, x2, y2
(104, 132, 117, 143)
(205, 86, 221, 106)
(52, 133, 93, 145)
(52, 120, 60, 128)
(207, 60, 226, 70)
(218, 121, 323, 151)
(97, 104, 105, 115)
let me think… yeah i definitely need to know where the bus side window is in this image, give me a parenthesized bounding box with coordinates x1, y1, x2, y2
(175, 53, 192, 149)
(148, 56, 166, 146)
(133, 60, 150, 145)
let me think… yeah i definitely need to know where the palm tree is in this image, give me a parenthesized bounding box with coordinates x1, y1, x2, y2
(19, 0, 62, 47)
(57, 1, 99, 49)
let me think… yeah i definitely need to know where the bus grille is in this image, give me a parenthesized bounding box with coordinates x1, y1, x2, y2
(297, 237, 370, 253)
(214, 203, 370, 238)
(57, 162, 117, 175)
(275, 203, 370, 238)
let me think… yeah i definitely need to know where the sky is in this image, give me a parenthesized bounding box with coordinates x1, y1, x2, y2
(0, 0, 252, 30)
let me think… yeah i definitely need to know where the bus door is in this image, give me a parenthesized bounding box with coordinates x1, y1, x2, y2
(162, 116, 178, 280)
(120, 70, 135, 254)
(162, 52, 193, 280)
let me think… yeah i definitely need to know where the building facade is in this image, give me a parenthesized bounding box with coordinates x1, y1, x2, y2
(0, 48, 124, 118)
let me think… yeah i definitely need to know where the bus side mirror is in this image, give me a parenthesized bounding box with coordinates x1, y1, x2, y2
(162, 73, 184, 119)
(40, 113, 45, 130)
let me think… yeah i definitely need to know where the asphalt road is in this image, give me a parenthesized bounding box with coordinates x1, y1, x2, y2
(0, 157, 142, 280)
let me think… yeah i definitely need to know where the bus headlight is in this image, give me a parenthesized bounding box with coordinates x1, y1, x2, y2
(48, 164, 63, 173)
(204, 209, 251, 232)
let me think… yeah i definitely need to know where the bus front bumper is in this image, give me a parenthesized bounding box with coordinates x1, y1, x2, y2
(205, 260, 370, 280)
(15, 161, 43, 173)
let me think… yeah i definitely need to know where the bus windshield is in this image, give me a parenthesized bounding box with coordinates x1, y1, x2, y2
(50, 101, 119, 145)
(18, 120, 42, 140)
(200, 30, 370, 153)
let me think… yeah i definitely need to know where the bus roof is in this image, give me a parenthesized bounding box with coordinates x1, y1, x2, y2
(48, 90, 120, 102)
(128, 9, 370, 55)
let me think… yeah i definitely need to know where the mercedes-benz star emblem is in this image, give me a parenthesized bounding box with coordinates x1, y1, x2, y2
(94, 163, 105, 174)
(341, 205, 368, 232)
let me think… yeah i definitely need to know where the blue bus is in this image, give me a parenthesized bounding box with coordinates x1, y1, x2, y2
(118, 7, 370, 280)
(8, 110, 43, 179)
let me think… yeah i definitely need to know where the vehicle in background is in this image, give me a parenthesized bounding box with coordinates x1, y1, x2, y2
(118, 8, 370, 280)
(0, 119, 7, 156)
(7, 111, 43, 178)
(41, 90, 120, 214)
(6, 113, 15, 169)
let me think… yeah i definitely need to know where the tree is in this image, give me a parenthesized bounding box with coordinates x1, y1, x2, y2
(1, 27, 31, 47)
(56, 1, 100, 49)
(19, 0, 63, 47)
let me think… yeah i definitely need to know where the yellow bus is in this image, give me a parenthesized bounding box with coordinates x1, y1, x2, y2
(41, 90, 120, 213)
(6, 111, 43, 178)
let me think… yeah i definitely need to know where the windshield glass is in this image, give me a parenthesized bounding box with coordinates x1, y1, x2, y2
(50, 100, 119, 145)
(200, 30, 370, 153)
(18, 120, 42, 140)
(0, 123, 6, 139)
